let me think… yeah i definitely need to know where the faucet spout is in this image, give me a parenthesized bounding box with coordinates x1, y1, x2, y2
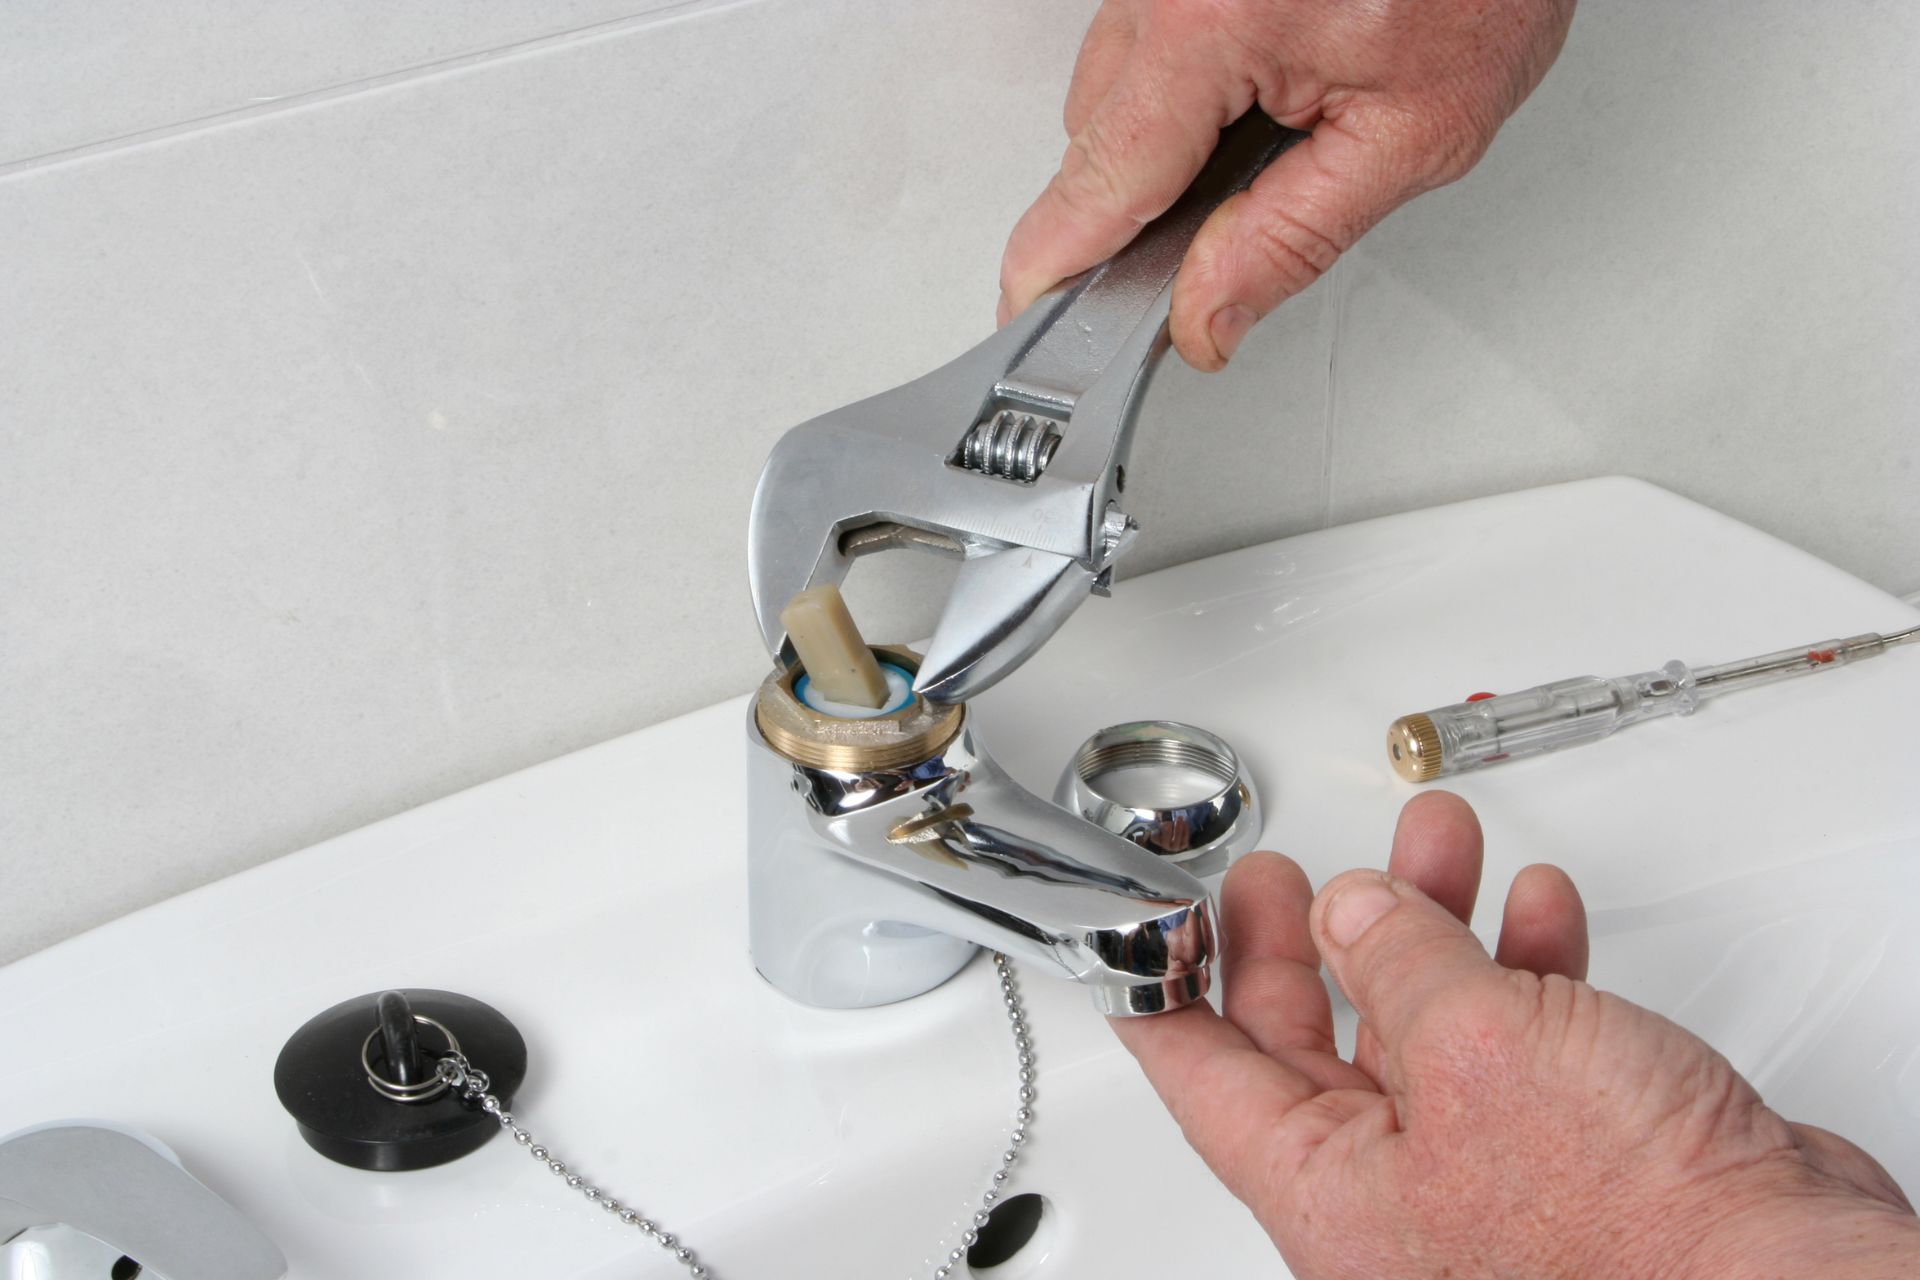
(748, 707, 1218, 1016)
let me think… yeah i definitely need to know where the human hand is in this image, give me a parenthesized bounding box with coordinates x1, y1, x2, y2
(1000, 0, 1576, 368)
(1115, 792, 1919, 1278)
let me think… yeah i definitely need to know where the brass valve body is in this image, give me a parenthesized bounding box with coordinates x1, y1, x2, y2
(754, 645, 963, 773)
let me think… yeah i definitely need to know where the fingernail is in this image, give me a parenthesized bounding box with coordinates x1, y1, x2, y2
(996, 291, 1014, 327)
(1209, 304, 1257, 363)
(1325, 880, 1399, 948)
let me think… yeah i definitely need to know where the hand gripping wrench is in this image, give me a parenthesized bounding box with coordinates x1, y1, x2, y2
(748, 112, 1308, 701)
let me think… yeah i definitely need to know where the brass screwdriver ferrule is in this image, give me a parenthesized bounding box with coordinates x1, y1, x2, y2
(754, 644, 964, 773)
(1387, 713, 1444, 783)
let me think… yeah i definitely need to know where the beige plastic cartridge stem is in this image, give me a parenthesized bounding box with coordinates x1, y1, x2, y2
(779, 584, 889, 708)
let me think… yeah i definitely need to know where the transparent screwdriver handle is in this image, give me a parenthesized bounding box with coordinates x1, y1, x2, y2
(1387, 628, 1917, 782)
(1388, 661, 1700, 781)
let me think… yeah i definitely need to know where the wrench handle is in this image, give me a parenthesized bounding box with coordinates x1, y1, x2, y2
(1004, 112, 1310, 404)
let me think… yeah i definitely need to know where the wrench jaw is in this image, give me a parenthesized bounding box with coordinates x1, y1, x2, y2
(749, 477, 1099, 699)
(746, 399, 1135, 700)
(912, 547, 1095, 704)
(747, 307, 1063, 664)
(746, 358, 1142, 699)
(745, 429, 852, 662)
(747, 316, 1144, 688)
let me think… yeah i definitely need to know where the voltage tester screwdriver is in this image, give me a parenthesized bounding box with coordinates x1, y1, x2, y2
(1388, 624, 1920, 782)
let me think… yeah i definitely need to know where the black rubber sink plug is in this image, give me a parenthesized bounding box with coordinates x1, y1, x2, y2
(274, 988, 527, 1171)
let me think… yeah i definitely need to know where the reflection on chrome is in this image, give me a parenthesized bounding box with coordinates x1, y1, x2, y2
(748, 713, 1217, 1017)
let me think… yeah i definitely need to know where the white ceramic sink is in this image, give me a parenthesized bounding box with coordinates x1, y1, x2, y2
(4, 477, 1917, 1278)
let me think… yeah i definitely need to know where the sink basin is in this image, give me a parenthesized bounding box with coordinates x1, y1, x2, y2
(3, 477, 1916, 1278)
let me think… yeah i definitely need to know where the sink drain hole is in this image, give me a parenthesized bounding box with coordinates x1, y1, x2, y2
(967, 1192, 1048, 1270)
(111, 1259, 143, 1280)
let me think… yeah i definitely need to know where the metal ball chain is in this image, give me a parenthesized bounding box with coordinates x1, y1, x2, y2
(430, 952, 1036, 1280)
(432, 1053, 716, 1276)
(928, 951, 1036, 1280)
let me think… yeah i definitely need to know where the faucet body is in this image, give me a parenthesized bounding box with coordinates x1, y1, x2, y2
(0, 1124, 285, 1280)
(746, 657, 1217, 1016)
(741, 122, 1311, 1010)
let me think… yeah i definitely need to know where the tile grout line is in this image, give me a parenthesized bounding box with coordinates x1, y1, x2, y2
(0, 0, 757, 182)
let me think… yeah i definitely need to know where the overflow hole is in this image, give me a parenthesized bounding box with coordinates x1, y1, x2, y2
(111, 1259, 143, 1280)
(967, 1192, 1048, 1270)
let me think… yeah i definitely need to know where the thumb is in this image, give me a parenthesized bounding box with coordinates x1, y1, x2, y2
(1169, 114, 1442, 368)
(1310, 870, 1499, 1052)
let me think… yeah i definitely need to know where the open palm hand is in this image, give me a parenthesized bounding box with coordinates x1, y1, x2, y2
(1115, 792, 1917, 1278)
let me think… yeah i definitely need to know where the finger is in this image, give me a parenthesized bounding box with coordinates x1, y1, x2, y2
(1309, 869, 1499, 1051)
(1220, 853, 1376, 1093)
(1111, 1001, 1377, 1200)
(1169, 111, 1432, 368)
(1385, 791, 1484, 926)
(1789, 1123, 1916, 1213)
(1355, 793, 1481, 1086)
(1494, 863, 1589, 981)
(1062, 0, 1139, 138)
(999, 34, 1246, 322)
(1221, 852, 1336, 1057)
(1353, 1020, 1387, 1089)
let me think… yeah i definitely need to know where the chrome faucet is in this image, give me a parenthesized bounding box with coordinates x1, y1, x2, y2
(743, 113, 1307, 1015)
(0, 1124, 285, 1280)
(746, 651, 1216, 1015)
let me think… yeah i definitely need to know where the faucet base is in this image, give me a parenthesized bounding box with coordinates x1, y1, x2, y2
(750, 924, 980, 1011)
(748, 727, 982, 1008)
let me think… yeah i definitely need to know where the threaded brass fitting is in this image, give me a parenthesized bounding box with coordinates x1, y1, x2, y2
(1387, 713, 1444, 783)
(754, 644, 963, 773)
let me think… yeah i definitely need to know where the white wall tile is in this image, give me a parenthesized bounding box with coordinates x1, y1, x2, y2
(1, 0, 1105, 962)
(1, 0, 686, 165)
(1121, 293, 1335, 577)
(1323, 0, 1920, 591)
